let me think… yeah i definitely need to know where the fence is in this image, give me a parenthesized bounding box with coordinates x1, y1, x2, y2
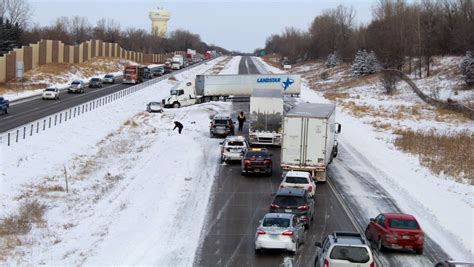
(0, 39, 187, 83)
(0, 60, 206, 147)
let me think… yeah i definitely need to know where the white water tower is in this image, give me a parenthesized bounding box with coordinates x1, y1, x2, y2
(149, 5, 170, 37)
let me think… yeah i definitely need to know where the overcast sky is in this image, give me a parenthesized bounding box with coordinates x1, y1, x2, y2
(29, 0, 377, 53)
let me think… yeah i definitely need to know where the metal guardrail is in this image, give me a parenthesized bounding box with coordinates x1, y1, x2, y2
(0, 60, 212, 147)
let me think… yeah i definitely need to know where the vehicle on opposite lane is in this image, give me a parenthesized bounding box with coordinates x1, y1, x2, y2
(0, 96, 10, 114)
(314, 231, 374, 267)
(103, 74, 115, 84)
(270, 187, 315, 229)
(365, 213, 424, 254)
(89, 77, 103, 88)
(255, 213, 305, 255)
(42, 87, 60, 100)
(68, 80, 85, 94)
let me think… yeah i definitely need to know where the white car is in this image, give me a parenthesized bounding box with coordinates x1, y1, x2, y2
(220, 136, 249, 162)
(42, 87, 60, 100)
(255, 213, 305, 254)
(314, 231, 374, 267)
(279, 171, 317, 197)
(146, 102, 163, 113)
(103, 74, 115, 84)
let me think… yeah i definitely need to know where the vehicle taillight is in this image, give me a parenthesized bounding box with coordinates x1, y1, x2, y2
(308, 185, 313, 192)
(369, 263, 374, 267)
(324, 259, 329, 267)
(244, 160, 250, 166)
(385, 233, 398, 241)
(257, 230, 266, 235)
(264, 159, 271, 164)
(282, 230, 293, 236)
(270, 203, 279, 209)
(297, 205, 309, 211)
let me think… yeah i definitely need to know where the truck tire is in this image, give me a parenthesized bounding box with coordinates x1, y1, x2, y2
(204, 96, 211, 102)
(172, 102, 180, 108)
(4, 108, 8, 114)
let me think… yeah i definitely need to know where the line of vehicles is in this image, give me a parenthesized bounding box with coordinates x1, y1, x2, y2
(195, 72, 428, 266)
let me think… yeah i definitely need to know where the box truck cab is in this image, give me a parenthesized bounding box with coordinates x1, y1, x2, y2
(249, 89, 284, 146)
(171, 55, 184, 70)
(162, 80, 200, 108)
(281, 103, 341, 182)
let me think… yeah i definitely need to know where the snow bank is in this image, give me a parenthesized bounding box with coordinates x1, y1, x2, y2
(0, 57, 229, 265)
(261, 60, 474, 262)
(219, 56, 241, 74)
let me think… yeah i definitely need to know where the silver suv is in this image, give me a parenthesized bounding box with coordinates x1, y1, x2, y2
(210, 115, 235, 138)
(314, 232, 374, 267)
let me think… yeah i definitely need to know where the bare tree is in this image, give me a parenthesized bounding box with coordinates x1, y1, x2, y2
(2, 0, 32, 27)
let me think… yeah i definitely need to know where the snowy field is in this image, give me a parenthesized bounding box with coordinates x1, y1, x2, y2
(0, 56, 235, 265)
(258, 57, 474, 262)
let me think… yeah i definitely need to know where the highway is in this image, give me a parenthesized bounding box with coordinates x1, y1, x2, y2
(195, 56, 357, 267)
(195, 56, 449, 266)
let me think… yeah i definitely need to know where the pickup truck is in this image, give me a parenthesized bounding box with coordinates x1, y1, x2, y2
(0, 96, 10, 114)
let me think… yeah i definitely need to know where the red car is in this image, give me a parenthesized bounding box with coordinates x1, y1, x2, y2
(365, 213, 424, 254)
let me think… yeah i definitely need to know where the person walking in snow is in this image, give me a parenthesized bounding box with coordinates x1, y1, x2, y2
(173, 121, 183, 134)
(237, 111, 246, 132)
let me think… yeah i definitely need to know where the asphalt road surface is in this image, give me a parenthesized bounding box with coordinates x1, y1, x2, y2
(195, 56, 357, 267)
(0, 62, 205, 133)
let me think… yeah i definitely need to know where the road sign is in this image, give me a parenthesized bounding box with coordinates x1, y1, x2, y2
(16, 61, 24, 78)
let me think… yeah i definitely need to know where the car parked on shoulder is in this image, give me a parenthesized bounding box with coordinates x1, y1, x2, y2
(220, 136, 249, 163)
(0, 96, 10, 115)
(42, 87, 60, 100)
(255, 213, 305, 255)
(279, 171, 317, 198)
(365, 213, 424, 254)
(241, 148, 272, 176)
(314, 231, 374, 267)
(103, 74, 115, 84)
(210, 115, 235, 138)
(146, 101, 163, 113)
(89, 77, 103, 88)
(270, 187, 314, 229)
(68, 80, 85, 93)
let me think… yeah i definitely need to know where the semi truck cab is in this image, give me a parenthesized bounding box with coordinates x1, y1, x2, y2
(162, 80, 199, 108)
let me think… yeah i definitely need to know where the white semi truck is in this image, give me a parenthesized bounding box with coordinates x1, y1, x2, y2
(162, 74, 301, 108)
(171, 55, 184, 70)
(248, 89, 284, 146)
(280, 103, 341, 182)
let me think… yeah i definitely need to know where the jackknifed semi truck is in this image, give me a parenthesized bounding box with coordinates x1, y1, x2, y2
(162, 74, 301, 108)
(280, 103, 341, 182)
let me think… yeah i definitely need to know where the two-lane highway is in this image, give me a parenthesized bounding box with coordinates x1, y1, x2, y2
(195, 56, 358, 267)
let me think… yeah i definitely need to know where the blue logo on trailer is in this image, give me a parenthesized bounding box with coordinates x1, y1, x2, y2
(282, 77, 294, 90)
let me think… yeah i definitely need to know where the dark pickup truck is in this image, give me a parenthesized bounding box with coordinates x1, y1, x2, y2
(0, 96, 9, 115)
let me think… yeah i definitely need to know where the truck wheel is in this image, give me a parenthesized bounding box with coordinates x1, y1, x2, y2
(172, 102, 180, 108)
(204, 97, 211, 102)
(4, 108, 8, 114)
(211, 96, 218, 101)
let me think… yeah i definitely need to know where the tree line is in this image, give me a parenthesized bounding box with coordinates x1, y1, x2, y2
(0, 0, 229, 57)
(260, 0, 473, 76)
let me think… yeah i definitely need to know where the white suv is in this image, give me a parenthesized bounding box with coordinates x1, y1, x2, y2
(42, 87, 60, 100)
(279, 171, 317, 197)
(314, 232, 374, 267)
(220, 136, 249, 162)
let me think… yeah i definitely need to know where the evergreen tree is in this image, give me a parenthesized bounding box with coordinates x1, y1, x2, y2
(460, 51, 474, 86)
(352, 49, 379, 76)
(0, 17, 22, 56)
(325, 52, 341, 68)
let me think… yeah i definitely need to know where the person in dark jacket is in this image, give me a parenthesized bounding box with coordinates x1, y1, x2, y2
(173, 121, 183, 134)
(237, 111, 246, 132)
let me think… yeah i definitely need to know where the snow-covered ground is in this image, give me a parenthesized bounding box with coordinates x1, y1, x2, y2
(0, 56, 235, 265)
(257, 57, 474, 262)
(218, 55, 241, 74)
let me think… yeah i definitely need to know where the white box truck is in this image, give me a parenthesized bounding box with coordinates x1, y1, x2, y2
(162, 74, 301, 108)
(171, 55, 184, 70)
(249, 89, 284, 146)
(280, 103, 341, 182)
